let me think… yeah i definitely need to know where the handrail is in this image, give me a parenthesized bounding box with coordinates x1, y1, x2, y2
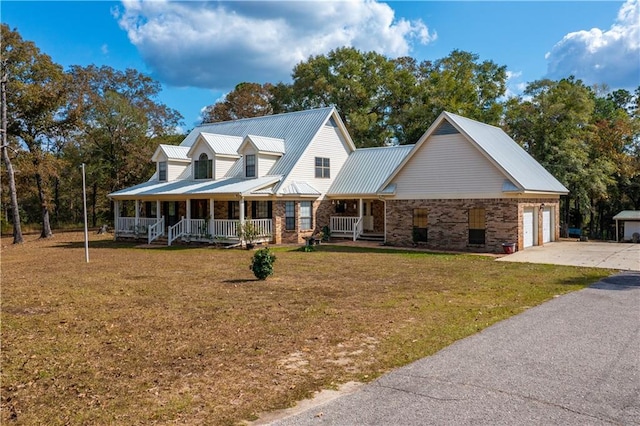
(353, 217, 363, 241)
(330, 216, 360, 234)
(168, 217, 185, 246)
(148, 216, 165, 244)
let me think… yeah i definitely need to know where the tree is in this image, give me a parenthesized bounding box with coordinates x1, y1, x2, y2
(201, 82, 274, 123)
(64, 65, 183, 226)
(0, 63, 23, 243)
(1, 24, 70, 238)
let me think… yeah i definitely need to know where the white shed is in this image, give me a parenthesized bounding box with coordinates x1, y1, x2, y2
(613, 210, 640, 242)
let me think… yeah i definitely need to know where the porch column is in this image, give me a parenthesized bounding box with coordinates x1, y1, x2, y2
(186, 199, 191, 233)
(616, 219, 619, 242)
(209, 199, 215, 236)
(239, 197, 245, 224)
(359, 198, 363, 220)
(135, 200, 140, 227)
(156, 200, 161, 220)
(113, 200, 119, 240)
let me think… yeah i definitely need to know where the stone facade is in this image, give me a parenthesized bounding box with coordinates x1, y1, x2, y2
(385, 198, 560, 253)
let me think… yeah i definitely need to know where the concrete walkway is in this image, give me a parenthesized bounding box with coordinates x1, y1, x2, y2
(496, 241, 640, 271)
(265, 272, 640, 425)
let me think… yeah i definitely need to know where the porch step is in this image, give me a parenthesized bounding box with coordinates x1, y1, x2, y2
(358, 233, 384, 242)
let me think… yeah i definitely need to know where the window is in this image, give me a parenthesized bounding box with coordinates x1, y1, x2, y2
(469, 208, 486, 245)
(245, 154, 256, 178)
(300, 201, 312, 229)
(194, 153, 212, 179)
(285, 201, 295, 230)
(315, 157, 330, 178)
(252, 201, 271, 219)
(158, 161, 167, 181)
(412, 209, 428, 243)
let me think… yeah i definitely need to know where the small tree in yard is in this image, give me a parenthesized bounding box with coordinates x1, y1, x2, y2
(250, 247, 276, 280)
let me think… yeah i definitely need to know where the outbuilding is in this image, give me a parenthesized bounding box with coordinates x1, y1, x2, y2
(613, 210, 640, 242)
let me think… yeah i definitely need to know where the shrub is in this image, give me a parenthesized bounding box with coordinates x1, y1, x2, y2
(250, 247, 276, 280)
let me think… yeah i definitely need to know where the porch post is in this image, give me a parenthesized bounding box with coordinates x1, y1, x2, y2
(135, 200, 140, 227)
(156, 200, 161, 220)
(113, 200, 119, 240)
(209, 199, 215, 236)
(615, 219, 619, 242)
(186, 199, 191, 234)
(239, 197, 245, 224)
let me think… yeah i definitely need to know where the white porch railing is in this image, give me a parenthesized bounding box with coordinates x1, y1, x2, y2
(248, 218, 273, 239)
(214, 219, 238, 239)
(148, 217, 165, 244)
(117, 217, 161, 236)
(352, 217, 363, 241)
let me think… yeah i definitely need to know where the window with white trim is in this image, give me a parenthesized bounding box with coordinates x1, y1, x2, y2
(194, 153, 212, 179)
(158, 161, 167, 181)
(315, 157, 330, 178)
(285, 201, 295, 231)
(245, 154, 256, 178)
(300, 201, 312, 230)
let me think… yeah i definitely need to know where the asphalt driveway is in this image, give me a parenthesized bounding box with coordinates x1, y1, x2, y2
(496, 241, 640, 271)
(261, 272, 640, 425)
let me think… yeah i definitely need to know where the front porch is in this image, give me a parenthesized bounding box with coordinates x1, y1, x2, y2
(327, 198, 385, 242)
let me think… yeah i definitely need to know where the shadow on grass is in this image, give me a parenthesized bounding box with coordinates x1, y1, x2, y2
(223, 278, 260, 284)
(51, 240, 194, 251)
(283, 244, 467, 257)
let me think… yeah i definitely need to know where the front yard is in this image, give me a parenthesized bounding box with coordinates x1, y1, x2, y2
(1, 232, 611, 425)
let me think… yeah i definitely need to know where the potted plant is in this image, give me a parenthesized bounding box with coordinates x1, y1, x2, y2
(238, 221, 259, 249)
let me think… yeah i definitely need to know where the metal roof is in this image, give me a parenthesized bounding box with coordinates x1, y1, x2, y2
(152, 144, 190, 161)
(198, 133, 243, 156)
(244, 135, 286, 154)
(279, 181, 321, 196)
(328, 145, 413, 195)
(109, 176, 282, 199)
(613, 210, 640, 221)
(444, 112, 569, 194)
(181, 108, 345, 185)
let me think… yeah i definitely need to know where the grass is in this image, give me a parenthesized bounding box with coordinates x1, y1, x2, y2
(1, 231, 612, 425)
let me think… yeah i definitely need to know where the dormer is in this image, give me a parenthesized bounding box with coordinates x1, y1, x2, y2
(151, 145, 190, 182)
(187, 133, 242, 180)
(238, 135, 285, 178)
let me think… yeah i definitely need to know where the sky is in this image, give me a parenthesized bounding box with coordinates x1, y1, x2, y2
(3, 1, 639, 132)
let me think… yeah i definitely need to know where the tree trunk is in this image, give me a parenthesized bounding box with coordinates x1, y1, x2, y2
(1, 72, 23, 243)
(34, 168, 53, 238)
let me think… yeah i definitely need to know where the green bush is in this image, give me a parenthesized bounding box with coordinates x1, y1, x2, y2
(250, 247, 276, 280)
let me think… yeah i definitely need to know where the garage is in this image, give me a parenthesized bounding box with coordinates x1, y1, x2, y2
(523, 208, 534, 248)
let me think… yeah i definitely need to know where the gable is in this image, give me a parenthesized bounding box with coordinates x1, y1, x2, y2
(390, 132, 512, 199)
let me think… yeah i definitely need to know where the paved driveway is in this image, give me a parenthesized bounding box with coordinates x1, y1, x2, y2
(496, 241, 640, 271)
(262, 272, 640, 425)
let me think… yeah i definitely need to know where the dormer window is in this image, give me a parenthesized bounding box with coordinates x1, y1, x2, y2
(158, 161, 167, 181)
(246, 154, 256, 178)
(194, 153, 212, 179)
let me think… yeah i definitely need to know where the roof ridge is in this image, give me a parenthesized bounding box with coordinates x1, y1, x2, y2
(198, 106, 334, 127)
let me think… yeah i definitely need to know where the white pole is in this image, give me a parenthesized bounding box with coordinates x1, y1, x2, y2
(82, 163, 89, 263)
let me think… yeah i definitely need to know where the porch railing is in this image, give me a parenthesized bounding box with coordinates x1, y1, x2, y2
(353, 217, 363, 241)
(166, 218, 273, 246)
(168, 218, 185, 246)
(117, 217, 161, 236)
(330, 216, 363, 241)
(213, 219, 238, 239)
(148, 217, 165, 244)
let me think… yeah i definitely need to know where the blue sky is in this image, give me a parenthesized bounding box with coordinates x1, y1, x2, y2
(3, 1, 638, 132)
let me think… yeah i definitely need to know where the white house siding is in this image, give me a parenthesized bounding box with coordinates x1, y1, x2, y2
(281, 124, 352, 196)
(391, 134, 509, 199)
(259, 154, 279, 177)
(168, 160, 188, 181)
(215, 157, 237, 180)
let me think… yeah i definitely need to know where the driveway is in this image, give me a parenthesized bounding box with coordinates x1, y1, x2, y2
(496, 241, 640, 271)
(260, 272, 640, 425)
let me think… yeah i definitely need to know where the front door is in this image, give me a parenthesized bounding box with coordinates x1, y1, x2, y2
(163, 202, 180, 227)
(363, 201, 374, 231)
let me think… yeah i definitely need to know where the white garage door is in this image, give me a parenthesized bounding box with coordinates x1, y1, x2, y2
(542, 209, 551, 243)
(523, 209, 534, 248)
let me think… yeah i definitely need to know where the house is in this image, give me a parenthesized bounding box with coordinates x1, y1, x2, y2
(108, 108, 568, 252)
(612, 211, 640, 242)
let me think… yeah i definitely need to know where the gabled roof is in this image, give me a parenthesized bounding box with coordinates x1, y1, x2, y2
(613, 210, 640, 221)
(239, 135, 286, 155)
(181, 107, 355, 182)
(381, 111, 569, 195)
(151, 144, 190, 162)
(191, 133, 243, 157)
(328, 145, 413, 196)
(279, 181, 321, 196)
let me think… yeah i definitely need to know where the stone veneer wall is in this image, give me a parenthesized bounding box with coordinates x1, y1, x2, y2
(386, 198, 560, 253)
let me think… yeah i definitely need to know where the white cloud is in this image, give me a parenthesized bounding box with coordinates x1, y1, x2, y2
(545, 0, 639, 90)
(116, 0, 436, 89)
(101, 44, 109, 55)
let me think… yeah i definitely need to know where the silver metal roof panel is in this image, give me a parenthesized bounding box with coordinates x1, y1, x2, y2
(328, 145, 413, 195)
(199, 133, 243, 156)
